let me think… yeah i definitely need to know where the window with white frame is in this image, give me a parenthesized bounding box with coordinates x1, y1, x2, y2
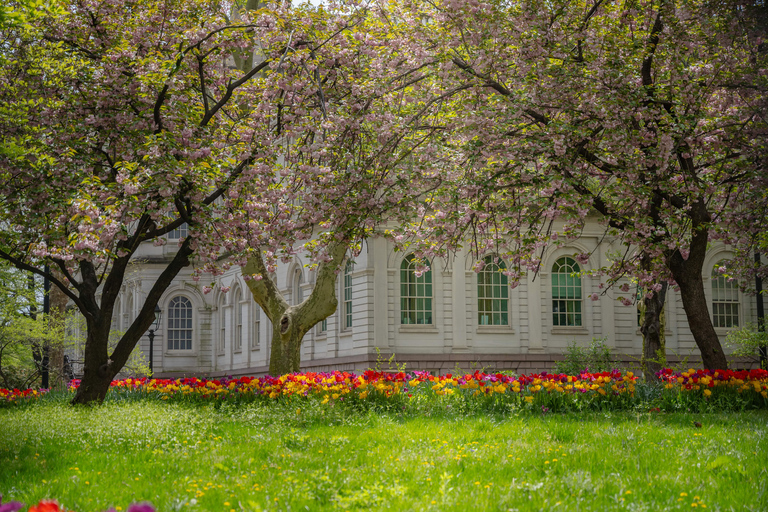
(167, 296, 193, 350)
(400, 255, 433, 325)
(319, 318, 328, 334)
(343, 260, 353, 329)
(234, 289, 243, 352)
(123, 293, 133, 330)
(552, 257, 582, 327)
(169, 222, 188, 240)
(711, 262, 740, 328)
(253, 304, 261, 350)
(218, 293, 226, 355)
(477, 256, 509, 326)
(111, 297, 121, 332)
(293, 267, 304, 305)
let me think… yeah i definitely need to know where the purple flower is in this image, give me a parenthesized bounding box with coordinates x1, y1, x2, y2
(0, 502, 24, 512)
(127, 504, 155, 512)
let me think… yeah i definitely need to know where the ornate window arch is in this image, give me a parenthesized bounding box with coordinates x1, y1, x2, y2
(400, 254, 433, 325)
(477, 255, 509, 326)
(711, 261, 740, 328)
(551, 257, 582, 327)
(167, 295, 193, 350)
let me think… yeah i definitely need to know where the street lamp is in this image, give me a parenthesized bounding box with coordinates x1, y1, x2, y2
(148, 304, 162, 374)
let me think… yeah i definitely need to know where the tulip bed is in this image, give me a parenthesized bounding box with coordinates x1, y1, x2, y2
(2, 368, 767, 413)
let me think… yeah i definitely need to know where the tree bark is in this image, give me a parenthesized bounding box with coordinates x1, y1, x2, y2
(71, 238, 194, 405)
(243, 240, 349, 375)
(667, 215, 728, 370)
(640, 282, 667, 381)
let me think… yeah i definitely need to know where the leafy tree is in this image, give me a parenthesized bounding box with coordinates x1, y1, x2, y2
(197, 1, 449, 374)
(396, 0, 767, 370)
(0, 0, 325, 403)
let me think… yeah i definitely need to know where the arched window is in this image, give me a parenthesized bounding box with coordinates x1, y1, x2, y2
(400, 255, 433, 325)
(711, 263, 739, 328)
(234, 288, 243, 352)
(169, 222, 188, 240)
(343, 260, 354, 329)
(552, 257, 582, 327)
(167, 296, 193, 350)
(292, 267, 304, 305)
(477, 256, 509, 326)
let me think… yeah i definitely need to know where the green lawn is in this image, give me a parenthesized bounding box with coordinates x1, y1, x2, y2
(1, 399, 767, 511)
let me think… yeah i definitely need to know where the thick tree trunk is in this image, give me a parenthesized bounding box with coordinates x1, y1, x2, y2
(667, 219, 728, 370)
(244, 241, 349, 376)
(71, 237, 194, 405)
(269, 307, 311, 375)
(71, 325, 115, 405)
(640, 283, 667, 381)
(670, 267, 728, 369)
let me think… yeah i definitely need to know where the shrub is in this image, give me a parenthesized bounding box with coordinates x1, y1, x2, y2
(552, 337, 613, 375)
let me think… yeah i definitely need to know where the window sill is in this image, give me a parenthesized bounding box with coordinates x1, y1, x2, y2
(476, 326, 515, 335)
(399, 325, 439, 334)
(715, 327, 739, 336)
(550, 327, 589, 336)
(250, 345, 261, 352)
(165, 350, 197, 356)
(233, 349, 243, 354)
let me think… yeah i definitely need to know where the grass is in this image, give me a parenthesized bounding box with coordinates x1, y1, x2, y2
(1, 397, 767, 511)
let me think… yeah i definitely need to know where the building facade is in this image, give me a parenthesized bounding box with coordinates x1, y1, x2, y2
(91, 221, 756, 378)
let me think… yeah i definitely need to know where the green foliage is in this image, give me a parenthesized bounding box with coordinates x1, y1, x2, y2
(552, 337, 613, 375)
(725, 324, 768, 369)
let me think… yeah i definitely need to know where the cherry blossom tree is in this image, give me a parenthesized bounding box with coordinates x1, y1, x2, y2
(0, 0, 369, 403)
(0, 0, 448, 392)
(194, 1, 449, 375)
(396, 0, 767, 370)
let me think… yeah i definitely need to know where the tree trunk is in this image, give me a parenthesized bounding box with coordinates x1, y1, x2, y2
(640, 283, 667, 381)
(244, 241, 349, 376)
(71, 237, 194, 404)
(667, 221, 728, 370)
(72, 325, 114, 405)
(269, 307, 311, 375)
(670, 268, 728, 369)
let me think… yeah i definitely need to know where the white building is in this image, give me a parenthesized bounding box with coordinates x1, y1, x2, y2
(103, 221, 756, 377)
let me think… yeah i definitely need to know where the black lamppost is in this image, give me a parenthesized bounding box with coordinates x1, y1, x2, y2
(148, 304, 162, 374)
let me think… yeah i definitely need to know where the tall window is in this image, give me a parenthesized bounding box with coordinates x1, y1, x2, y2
(124, 293, 133, 330)
(169, 222, 188, 240)
(167, 296, 193, 350)
(477, 256, 509, 326)
(552, 257, 582, 327)
(253, 305, 261, 350)
(319, 318, 328, 333)
(111, 297, 121, 332)
(400, 255, 433, 325)
(218, 294, 226, 354)
(293, 267, 304, 305)
(234, 289, 243, 352)
(711, 263, 739, 328)
(343, 261, 354, 329)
